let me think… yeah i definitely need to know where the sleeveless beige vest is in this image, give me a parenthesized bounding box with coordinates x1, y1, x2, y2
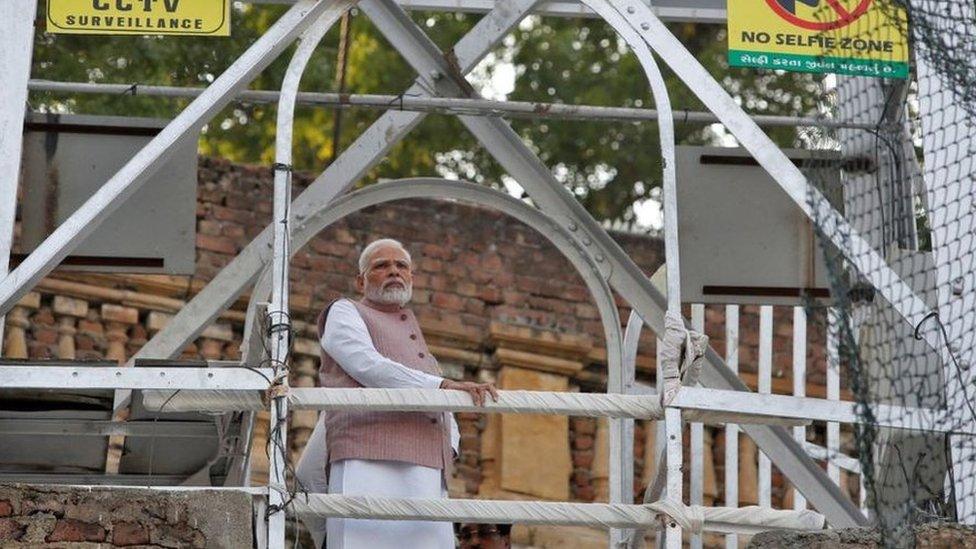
(317, 298, 453, 482)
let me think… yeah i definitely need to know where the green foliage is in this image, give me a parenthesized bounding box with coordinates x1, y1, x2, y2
(31, 5, 821, 227)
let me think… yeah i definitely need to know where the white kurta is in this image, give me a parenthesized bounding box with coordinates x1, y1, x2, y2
(295, 300, 458, 549)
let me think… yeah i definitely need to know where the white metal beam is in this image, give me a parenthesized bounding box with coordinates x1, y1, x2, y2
(0, 365, 272, 390)
(0, 0, 339, 316)
(671, 388, 968, 435)
(27, 80, 878, 129)
(250, 0, 728, 22)
(0, 0, 38, 352)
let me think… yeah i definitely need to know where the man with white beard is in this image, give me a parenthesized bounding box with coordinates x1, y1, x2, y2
(302, 238, 498, 549)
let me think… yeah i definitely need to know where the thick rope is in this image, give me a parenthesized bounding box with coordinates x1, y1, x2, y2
(290, 494, 825, 534)
(659, 311, 708, 406)
(146, 388, 665, 417)
(288, 388, 662, 417)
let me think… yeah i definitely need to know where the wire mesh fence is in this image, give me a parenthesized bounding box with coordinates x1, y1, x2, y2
(796, 1, 976, 546)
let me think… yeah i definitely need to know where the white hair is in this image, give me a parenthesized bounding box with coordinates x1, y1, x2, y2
(358, 238, 412, 274)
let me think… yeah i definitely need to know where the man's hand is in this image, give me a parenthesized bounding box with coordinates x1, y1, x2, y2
(440, 379, 499, 406)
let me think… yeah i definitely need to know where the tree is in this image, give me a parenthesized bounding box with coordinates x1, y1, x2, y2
(30, 5, 820, 228)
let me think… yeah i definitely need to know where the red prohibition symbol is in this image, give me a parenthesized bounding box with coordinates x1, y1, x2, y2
(765, 0, 873, 31)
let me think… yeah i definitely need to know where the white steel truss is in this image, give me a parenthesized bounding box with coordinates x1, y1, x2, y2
(6, 0, 975, 546)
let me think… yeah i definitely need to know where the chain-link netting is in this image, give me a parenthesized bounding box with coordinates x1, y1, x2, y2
(796, 1, 976, 546)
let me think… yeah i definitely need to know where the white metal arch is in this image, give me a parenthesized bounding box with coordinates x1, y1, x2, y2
(264, 10, 352, 541)
(254, 15, 682, 546)
(242, 178, 624, 393)
(246, 178, 628, 546)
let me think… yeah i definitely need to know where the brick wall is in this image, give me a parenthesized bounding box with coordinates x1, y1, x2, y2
(0, 485, 251, 548)
(5, 157, 846, 527)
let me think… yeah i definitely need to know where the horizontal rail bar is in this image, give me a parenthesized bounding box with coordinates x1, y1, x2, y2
(247, 0, 728, 22)
(670, 388, 967, 435)
(0, 419, 217, 438)
(143, 387, 664, 417)
(683, 410, 811, 428)
(0, 366, 272, 391)
(291, 494, 825, 534)
(289, 388, 662, 416)
(27, 80, 874, 129)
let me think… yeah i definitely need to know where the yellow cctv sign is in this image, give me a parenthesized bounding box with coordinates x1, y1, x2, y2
(728, 0, 908, 78)
(47, 0, 231, 36)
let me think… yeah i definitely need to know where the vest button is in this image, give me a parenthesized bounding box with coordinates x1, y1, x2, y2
(400, 313, 407, 320)
(418, 352, 425, 358)
(410, 334, 417, 340)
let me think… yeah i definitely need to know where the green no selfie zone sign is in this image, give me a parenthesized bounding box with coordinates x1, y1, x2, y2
(728, 0, 909, 78)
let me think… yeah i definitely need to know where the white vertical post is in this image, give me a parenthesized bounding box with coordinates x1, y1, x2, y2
(664, 407, 684, 549)
(792, 306, 808, 510)
(0, 0, 38, 352)
(266, 141, 292, 549)
(610, 369, 634, 549)
(827, 307, 842, 486)
(758, 305, 773, 508)
(724, 304, 739, 549)
(655, 337, 665, 549)
(266, 396, 288, 549)
(690, 304, 704, 549)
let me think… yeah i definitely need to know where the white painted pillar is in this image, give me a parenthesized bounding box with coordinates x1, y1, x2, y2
(724, 304, 740, 549)
(792, 306, 808, 511)
(758, 305, 773, 508)
(664, 407, 683, 549)
(0, 0, 38, 352)
(689, 304, 704, 549)
(826, 308, 841, 487)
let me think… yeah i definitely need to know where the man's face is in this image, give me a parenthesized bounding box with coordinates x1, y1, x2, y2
(356, 245, 413, 306)
(458, 524, 511, 549)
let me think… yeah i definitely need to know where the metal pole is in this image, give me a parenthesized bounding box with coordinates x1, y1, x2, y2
(250, 0, 729, 23)
(0, 0, 38, 353)
(27, 80, 877, 129)
(792, 306, 807, 511)
(664, 407, 683, 549)
(267, 8, 351, 547)
(758, 306, 773, 508)
(585, 2, 680, 544)
(724, 304, 740, 549)
(0, 0, 338, 316)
